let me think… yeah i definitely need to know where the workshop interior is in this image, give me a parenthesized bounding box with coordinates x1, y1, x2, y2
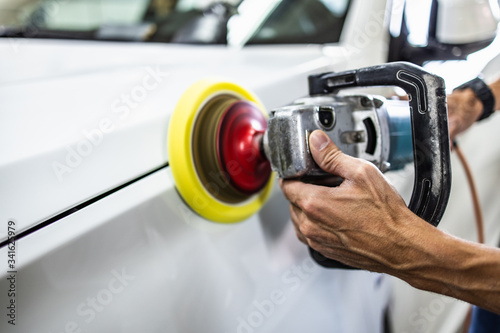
(0, 0, 499, 332)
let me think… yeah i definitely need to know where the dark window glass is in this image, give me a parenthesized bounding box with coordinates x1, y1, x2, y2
(247, 0, 351, 45)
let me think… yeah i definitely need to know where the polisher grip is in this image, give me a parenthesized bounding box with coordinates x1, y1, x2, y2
(307, 62, 451, 269)
(308, 61, 451, 226)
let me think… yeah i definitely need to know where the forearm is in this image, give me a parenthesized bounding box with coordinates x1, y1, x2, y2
(393, 215, 500, 314)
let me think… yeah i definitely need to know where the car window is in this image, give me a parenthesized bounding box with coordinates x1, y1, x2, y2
(0, 0, 350, 44)
(247, 0, 350, 45)
(39, 0, 149, 31)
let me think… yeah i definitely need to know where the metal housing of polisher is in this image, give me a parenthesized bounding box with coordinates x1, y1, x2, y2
(263, 94, 393, 181)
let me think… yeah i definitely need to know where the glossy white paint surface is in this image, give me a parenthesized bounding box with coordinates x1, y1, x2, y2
(0, 169, 390, 332)
(0, 41, 332, 242)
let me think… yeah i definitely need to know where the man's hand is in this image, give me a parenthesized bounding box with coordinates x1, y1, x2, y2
(447, 88, 483, 140)
(279, 130, 500, 313)
(279, 130, 431, 273)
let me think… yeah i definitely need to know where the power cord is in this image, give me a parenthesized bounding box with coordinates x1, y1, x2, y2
(454, 142, 485, 244)
(453, 141, 485, 333)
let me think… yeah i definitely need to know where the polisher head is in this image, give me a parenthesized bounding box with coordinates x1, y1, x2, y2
(168, 79, 274, 223)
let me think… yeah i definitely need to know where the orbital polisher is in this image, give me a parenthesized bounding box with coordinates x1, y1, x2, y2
(168, 62, 451, 268)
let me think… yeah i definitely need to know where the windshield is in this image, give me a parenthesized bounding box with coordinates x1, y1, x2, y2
(0, 0, 351, 45)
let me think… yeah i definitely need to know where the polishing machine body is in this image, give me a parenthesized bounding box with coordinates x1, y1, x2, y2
(263, 95, 413, 182)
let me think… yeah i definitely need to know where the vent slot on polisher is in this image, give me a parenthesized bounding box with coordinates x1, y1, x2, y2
(363, 117, 377, 155)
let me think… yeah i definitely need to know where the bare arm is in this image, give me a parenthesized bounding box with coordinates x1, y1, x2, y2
(280, 130, 500, 314)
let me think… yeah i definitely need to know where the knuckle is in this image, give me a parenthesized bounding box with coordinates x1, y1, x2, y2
(351, 161, 374, 180)
(298, 196, 316, 215)
(307, 239, 320, 250)
(298, 220, 316, 238)
(294, 230, 307, 244)
(280, 183, 290, 199)
(320, 148, 342, 173)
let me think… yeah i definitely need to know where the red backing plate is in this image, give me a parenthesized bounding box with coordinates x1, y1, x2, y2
(217, 101, 271, 194)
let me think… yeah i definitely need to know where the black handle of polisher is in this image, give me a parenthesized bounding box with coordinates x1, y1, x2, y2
(307, 61, 451, 269)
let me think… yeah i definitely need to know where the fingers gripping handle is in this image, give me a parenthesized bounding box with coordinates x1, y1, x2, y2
(309, 61, 451, 225)
(307, 62, 451, 269)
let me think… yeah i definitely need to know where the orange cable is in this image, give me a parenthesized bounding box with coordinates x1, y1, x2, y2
(454, 142, 485, 333)
(454, 143, 485, 244)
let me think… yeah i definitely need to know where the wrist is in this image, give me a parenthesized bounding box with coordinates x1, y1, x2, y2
(390, 227, 459, 299)
(455, 77, 496, 121)
(383, 212, 466, 291)
(380, 212, 448, 282)
(460, 88, 484, 122)
(399, 230, 469, 293)
(490, 81, 500, 111)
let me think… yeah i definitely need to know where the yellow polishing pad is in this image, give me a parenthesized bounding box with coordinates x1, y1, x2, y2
(168, 79, 274, 223)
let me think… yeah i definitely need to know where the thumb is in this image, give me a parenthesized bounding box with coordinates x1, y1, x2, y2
(308, 130, 361, 179)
